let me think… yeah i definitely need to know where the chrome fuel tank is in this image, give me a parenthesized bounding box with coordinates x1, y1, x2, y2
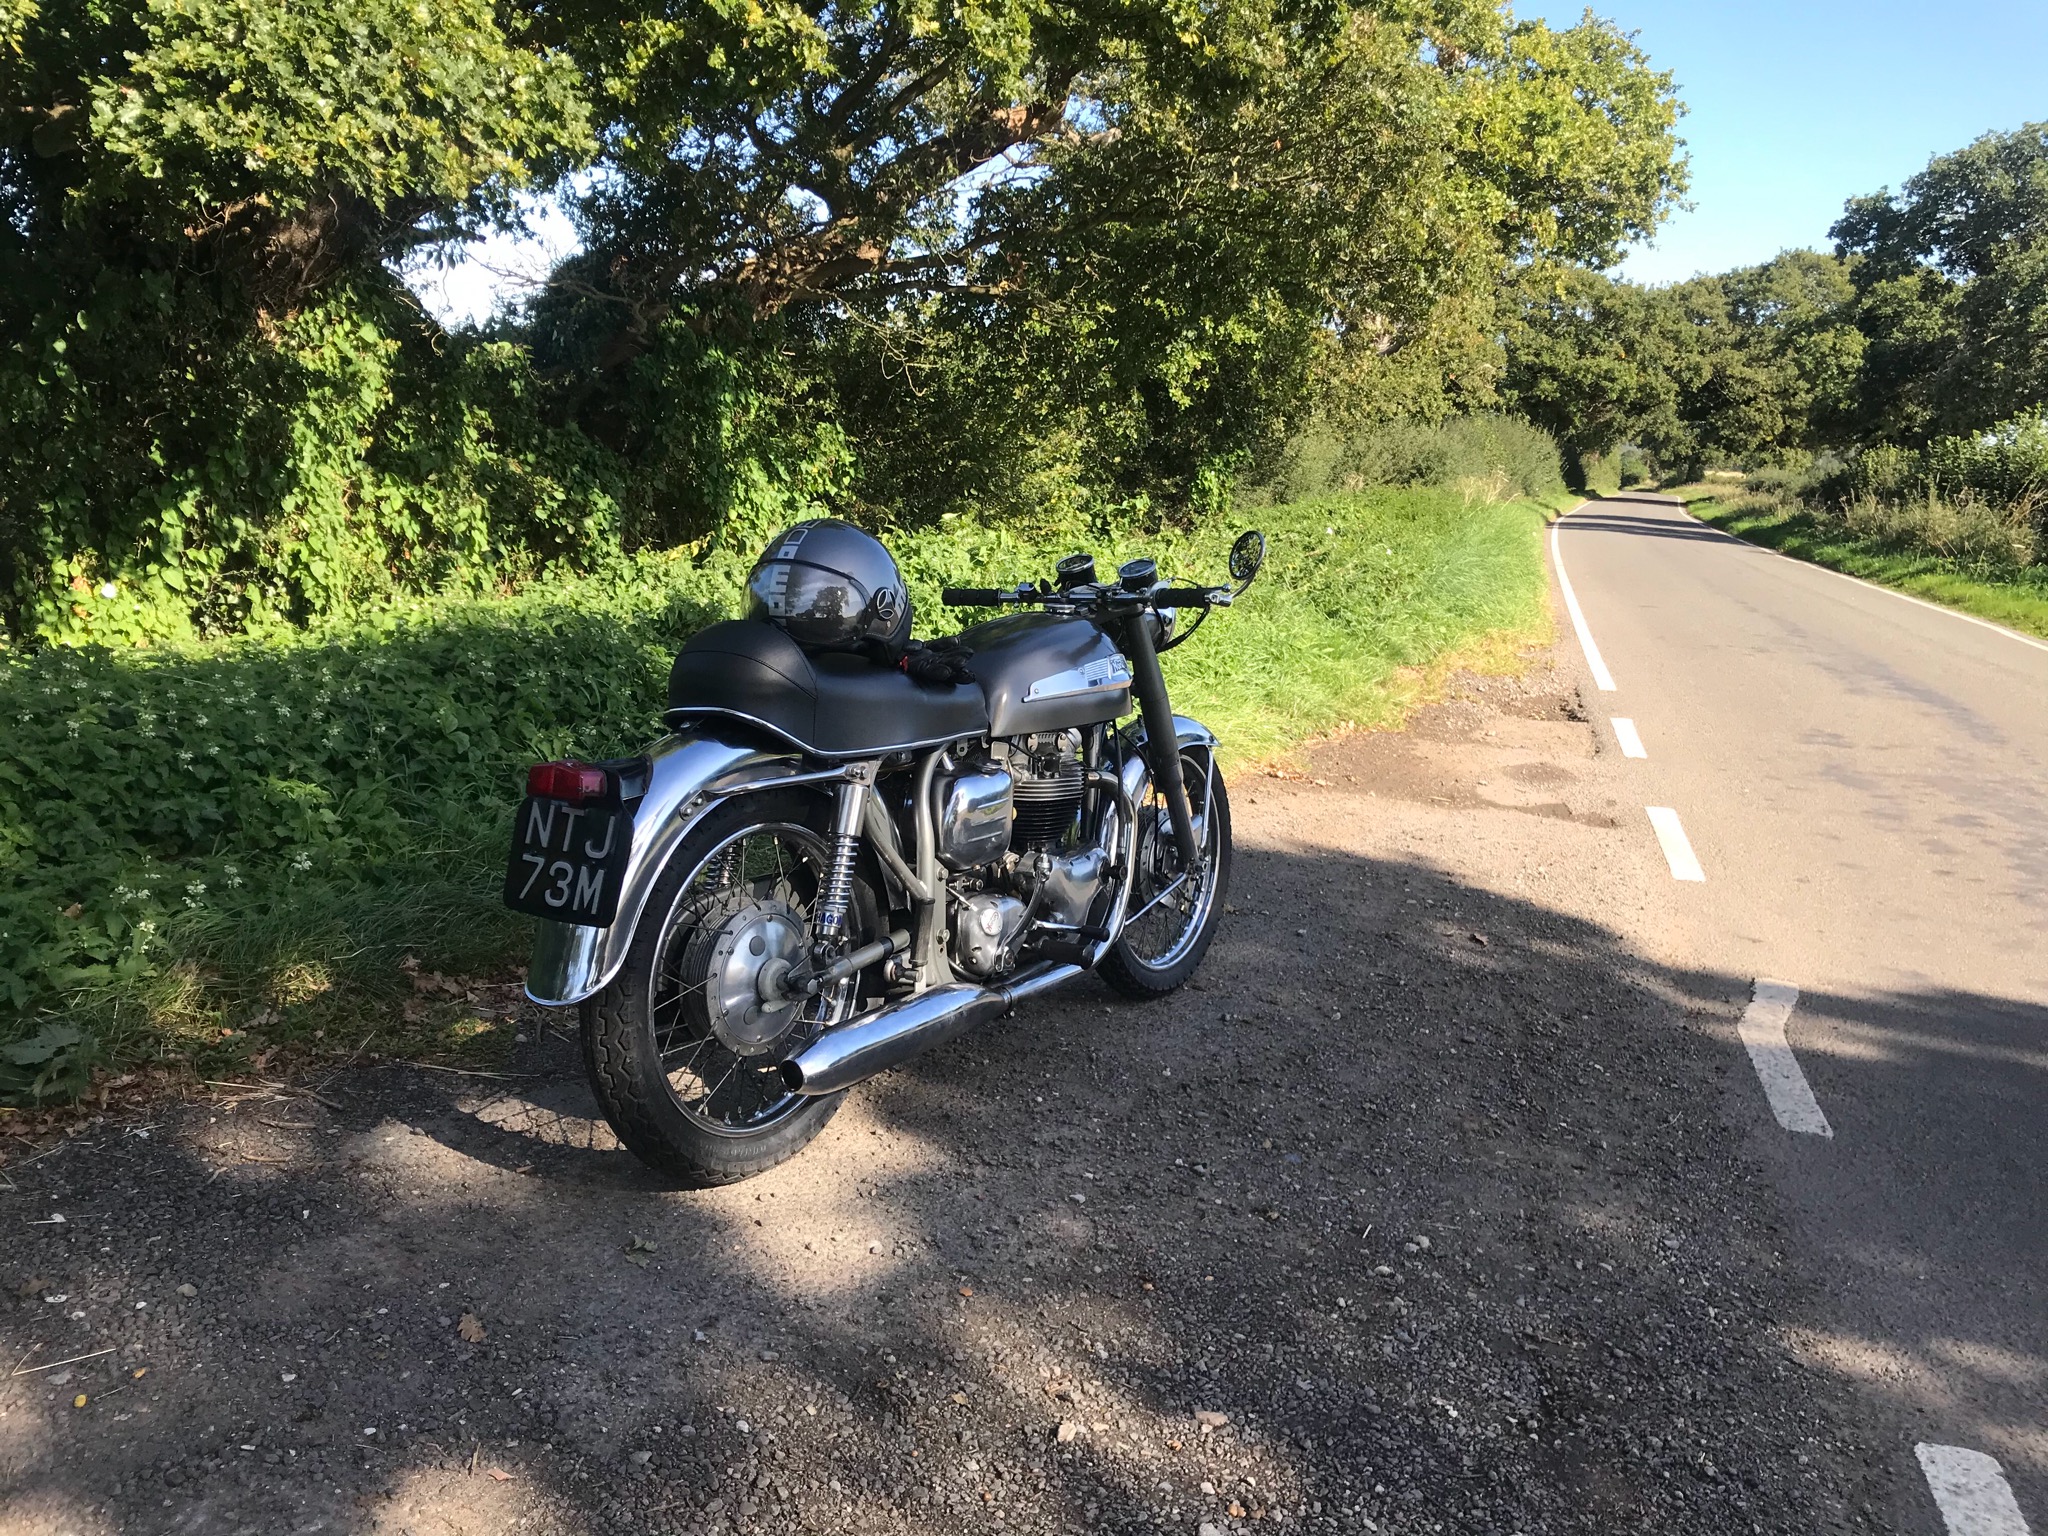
(959, 611, 1133, 736)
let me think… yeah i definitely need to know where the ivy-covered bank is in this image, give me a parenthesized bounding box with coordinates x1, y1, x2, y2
(0, 488, 1555, 1102)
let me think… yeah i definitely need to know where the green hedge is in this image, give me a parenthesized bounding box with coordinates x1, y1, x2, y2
(1829, 413, 2048, 514)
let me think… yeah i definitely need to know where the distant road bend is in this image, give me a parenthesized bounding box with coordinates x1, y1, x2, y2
(1552, 492, 2048, 1536)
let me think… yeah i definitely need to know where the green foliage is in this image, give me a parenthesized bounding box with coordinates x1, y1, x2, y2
(1793, 412, 2048, 573)
(1501, 251, 1865, 479)
(1501, 121, 2048, 487)
(0, 278, 628, 645)
(1499, 262, 1697, 469)
(1833, 122, 2048, 442)
(0, 488, 1552, 1091)
(1, 0, 604, 647)
(1253, 414, 1565, 506)
(0, 557, 703, 1020)
(531, 0, 1686, 514)
(3, 0, 1686, 647)
(0, 1021, 100, 1103)
(86, 0, 590, 223)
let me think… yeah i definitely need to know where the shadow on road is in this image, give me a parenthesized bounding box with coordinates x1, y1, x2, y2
(5, 833, 2036, 1535)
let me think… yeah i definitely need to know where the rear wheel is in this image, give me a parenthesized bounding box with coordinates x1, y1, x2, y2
(582, 789, 879, 1186)
(1100, 744, 1232, 997)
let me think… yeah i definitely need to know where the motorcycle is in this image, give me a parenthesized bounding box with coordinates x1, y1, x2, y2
(505, 525, 1265, 1184)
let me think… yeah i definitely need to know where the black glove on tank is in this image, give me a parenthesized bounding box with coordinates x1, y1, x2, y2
(902, 636, 976, 687)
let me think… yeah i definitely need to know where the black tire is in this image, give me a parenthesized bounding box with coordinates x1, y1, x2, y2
(1100, 746, 1232, 998)
(582, 788, 878, 1186)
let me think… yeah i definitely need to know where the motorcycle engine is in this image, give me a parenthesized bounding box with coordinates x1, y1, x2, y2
(1001, 730, 1110, 930)
(943, 731, 1113, 978)
(1003, 730, 1086, 851)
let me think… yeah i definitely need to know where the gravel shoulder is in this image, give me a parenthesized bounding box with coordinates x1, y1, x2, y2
(2, 642, 1904, 1536)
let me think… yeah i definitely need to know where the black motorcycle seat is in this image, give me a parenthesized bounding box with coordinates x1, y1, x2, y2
(666, 620, 989, 759)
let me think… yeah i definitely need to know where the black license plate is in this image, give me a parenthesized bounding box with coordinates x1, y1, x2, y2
(503, 795, 630, 925)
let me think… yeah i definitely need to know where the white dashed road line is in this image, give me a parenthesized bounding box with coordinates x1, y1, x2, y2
(1645, 806, 1705, 882)
(1916, 1444, 2033, 1536)
(1737, 979, 1832, 1138)
(1611, 717, 1647, 758)
(1549, 518, 1617, 692)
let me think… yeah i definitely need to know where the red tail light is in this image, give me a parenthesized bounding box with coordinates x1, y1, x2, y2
(527, 760, 609, 804)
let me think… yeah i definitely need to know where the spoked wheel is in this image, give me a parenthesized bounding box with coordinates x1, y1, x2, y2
(1100, 743, 1232, 997)
(582, 789, 878, 1185)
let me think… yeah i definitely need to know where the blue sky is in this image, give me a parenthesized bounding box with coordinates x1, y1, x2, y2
(409, 1, 2048, 323)
(1518, 0, 2048, 284)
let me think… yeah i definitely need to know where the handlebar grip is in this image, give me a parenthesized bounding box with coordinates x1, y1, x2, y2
(941, 587, 1009, 607)
(1151, 587, 1218, 608)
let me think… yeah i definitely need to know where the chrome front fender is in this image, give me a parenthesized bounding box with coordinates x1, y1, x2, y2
(1118, 714, 1219, 803)
(524, 729, 796, 1006)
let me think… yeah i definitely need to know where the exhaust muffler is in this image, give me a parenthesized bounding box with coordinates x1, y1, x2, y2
(778, 962, 1082, 1096)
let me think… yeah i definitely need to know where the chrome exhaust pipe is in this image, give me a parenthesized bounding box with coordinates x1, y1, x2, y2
(778, 962, 1083, 1096)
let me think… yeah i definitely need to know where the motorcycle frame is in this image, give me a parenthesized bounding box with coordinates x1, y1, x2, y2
(521, 709, 1218, 1009)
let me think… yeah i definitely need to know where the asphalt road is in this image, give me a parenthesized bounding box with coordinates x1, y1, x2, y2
(1552, 493, 2048, 1534)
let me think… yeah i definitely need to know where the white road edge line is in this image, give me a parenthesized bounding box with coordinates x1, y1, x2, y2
(1548, 516, 1617, 691)
(1737, 979, 1832, 1138)
(1916, 1443, 2032, 1536)
(1645, 806, 1705, 882)
(1672, 503, 2048, 658)
(1611, 717, 1648, 758)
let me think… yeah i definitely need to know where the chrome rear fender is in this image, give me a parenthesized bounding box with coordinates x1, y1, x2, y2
(524, 729, 801, 1006)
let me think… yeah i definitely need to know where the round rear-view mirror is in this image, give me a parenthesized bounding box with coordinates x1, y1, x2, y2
(1229, 529, 1267, 588)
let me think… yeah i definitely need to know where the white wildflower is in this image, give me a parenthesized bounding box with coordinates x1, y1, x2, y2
(290, 851, 313, 872)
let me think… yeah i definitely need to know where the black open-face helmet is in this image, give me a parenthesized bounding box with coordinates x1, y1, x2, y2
(745, 519, 911, 657)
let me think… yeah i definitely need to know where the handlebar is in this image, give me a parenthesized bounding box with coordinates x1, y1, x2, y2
(940, 583, 1229, 610)
(1151, 587, 1227, 609)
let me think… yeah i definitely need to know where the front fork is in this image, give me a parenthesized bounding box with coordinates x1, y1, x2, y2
(1119, 611, 1202, 867)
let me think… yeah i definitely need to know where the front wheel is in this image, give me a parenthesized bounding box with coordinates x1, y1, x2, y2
(581, 788, 881, 1186)
(1100, 744, 1232, 997)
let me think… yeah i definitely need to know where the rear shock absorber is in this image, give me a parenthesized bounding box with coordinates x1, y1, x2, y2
(812, 763, 879, 944)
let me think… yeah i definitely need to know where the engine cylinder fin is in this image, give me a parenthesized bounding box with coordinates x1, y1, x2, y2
(1011, 765, 1084, 848)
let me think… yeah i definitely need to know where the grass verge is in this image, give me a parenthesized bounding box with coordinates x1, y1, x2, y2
(1681, 492, 2048, 643)
(1, 488, 1553, 1106)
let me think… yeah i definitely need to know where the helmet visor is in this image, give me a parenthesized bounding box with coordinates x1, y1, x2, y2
(747, 560, 874, 648)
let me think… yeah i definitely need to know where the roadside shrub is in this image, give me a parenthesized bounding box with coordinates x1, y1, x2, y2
(1574, 451, 1622, 497)
(1256, 415, 1565, 504)
(1839, 491, 2039, 569)
(1830, 415, 2048, 517)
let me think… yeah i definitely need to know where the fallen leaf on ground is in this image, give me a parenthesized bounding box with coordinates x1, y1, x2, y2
(457, 1313, 486, 1343)
(61, 904, 83, 919)
(623, 1236, 656, 1267)
(486, 1468, 512, 1482)
(73, 1393, 87, 1408)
